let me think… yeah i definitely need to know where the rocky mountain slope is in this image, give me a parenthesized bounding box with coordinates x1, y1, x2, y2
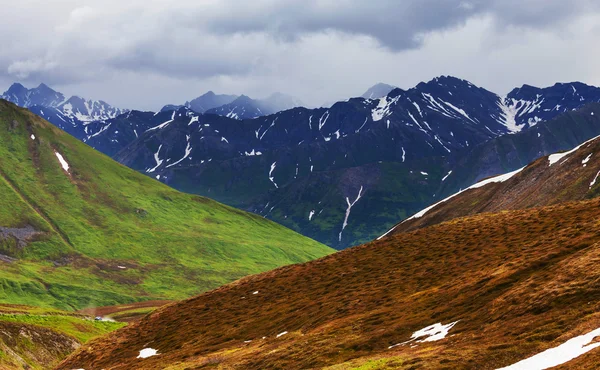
(59, 185, 600, 369)
(0, 99, 332, 311)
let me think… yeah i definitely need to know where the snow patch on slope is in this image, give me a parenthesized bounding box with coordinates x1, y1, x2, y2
(496, 326, 600, 370)
(389, 321, 459, 349)
(137, 348, 158, 359)
(54, 151, 70, 172)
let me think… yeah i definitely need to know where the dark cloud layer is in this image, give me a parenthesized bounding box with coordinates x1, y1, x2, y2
(0, 0, 599, 109)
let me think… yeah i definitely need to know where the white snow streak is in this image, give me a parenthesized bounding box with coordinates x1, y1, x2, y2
(582, 153, 592, 166)
(389, 321, 459, 349)
(269, 162, 278, 188)
(147, 111, 175, 131)
(54, 152, 70, 172)
(147, 145, 163, 173)
(355, 117, 368, 133)
(319, 112, 330, 130)
(166, 139, 192, 168)
(591, 171, 600, 189)
(339, 186, 364, 242)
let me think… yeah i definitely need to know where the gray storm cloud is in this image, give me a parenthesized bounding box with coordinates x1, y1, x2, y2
(0, 0, 599, 110)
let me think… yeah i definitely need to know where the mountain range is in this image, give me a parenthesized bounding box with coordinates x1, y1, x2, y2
(161, 91, 303, 119)
(60, 135, 600, 369)
(4, 77, 600, 249)
(3, 77, 600, 369)
(1, 83, 126, 139)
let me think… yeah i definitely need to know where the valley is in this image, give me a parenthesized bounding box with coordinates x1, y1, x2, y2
(3, 76, 600, 370)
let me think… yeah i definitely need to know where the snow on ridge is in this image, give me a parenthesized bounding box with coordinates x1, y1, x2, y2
(548, 134, 600, 166)
(54, 151, 70, 172)
(496, 326, 600, 370)
(377, 166, 526, 240)
(147, 111, 176, 132)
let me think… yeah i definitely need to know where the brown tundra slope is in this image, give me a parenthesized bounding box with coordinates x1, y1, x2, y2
(60, 184, 600, 369)
(382, 133, 600, 236)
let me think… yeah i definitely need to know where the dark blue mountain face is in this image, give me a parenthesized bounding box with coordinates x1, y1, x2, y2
(107, 76, 521, 248)
(501, 82, 600, 131)
(2, 83, 65, 108)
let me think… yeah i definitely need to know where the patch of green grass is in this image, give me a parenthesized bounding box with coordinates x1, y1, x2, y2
(0, 101, 334, 310)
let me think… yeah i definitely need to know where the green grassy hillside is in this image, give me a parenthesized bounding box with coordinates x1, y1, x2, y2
(0, 100, 333, 310)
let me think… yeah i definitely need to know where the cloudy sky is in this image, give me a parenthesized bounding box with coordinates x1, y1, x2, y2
(1, 0, 600, 110)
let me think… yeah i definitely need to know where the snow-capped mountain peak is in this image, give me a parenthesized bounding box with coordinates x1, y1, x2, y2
(1, 82, 126, 136)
